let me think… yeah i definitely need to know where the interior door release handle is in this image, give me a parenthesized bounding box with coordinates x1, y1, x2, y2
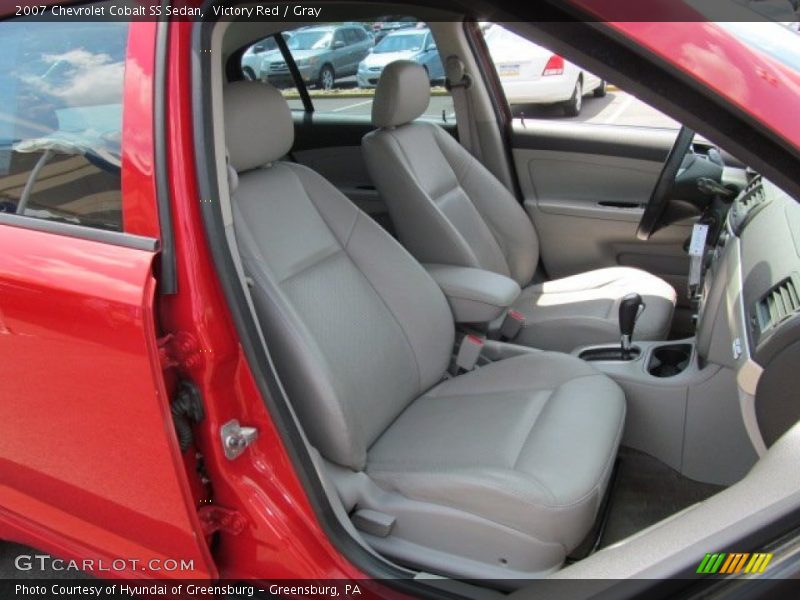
(598, 201, 643, 209)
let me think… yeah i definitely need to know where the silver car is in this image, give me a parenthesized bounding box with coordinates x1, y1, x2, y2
(262, 24, 373, 90)
(241, 33, 291, 81)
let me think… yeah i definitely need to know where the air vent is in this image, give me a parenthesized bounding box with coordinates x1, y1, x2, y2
(756, 276, 800, 335)
(741, 187, 764, 208)
(741, 176, 765, 207)
(745, 174, 763, 193)
(732, 175, 768, 235)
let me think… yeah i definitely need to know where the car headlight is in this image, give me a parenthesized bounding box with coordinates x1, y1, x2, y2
(295, 56, 319, 67)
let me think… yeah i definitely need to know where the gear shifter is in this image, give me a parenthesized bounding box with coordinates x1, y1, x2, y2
(619, 293, 645, 359)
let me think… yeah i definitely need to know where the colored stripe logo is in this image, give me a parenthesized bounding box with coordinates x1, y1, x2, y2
(696, 552, 773, 574)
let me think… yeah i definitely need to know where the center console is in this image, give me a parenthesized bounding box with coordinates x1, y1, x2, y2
(423, 178, 793, 489)
(568, 178, 778, 486)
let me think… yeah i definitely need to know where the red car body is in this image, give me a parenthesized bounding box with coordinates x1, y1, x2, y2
(0, 1, 798, 588)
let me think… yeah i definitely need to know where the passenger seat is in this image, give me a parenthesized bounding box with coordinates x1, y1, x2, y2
(362, 61, 676, 352)
(223, 81, 626, 579)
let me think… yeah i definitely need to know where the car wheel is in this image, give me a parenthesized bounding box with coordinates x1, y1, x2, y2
(564, 78, 583, 117)
(317, 65, 335, 91)
(242, 67, 256, 81)
(594, 79, 608, 98)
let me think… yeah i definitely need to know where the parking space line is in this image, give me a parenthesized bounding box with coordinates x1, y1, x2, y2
(601, 94, 634, 125)
(330, 99, 374, 113)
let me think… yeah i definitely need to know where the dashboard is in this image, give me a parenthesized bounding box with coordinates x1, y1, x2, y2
(697, 174, 800, 449)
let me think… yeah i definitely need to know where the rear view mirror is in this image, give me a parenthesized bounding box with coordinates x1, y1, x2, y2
(426, 43, 437, 52)
(253, 44, 265, 53)
(334, 40, 346, 49)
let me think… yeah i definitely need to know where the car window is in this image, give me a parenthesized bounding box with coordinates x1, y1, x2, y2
(253, 37, 278, 53)
(483, 23, 678, 129)
(375, 32, 427, 53)
(718, 21, 800, 71)
(240, 20, 455, 123)
(288, 30, 332, 51)
(0, 20, 129, 231)
(343, 29, 359, 45)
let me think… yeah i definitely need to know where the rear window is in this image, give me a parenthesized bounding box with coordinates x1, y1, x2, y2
(376, 33, 427, 53)
(0, 20, 128, 232)
(241, 19, 454, 122)
(288, 30, 332, 51)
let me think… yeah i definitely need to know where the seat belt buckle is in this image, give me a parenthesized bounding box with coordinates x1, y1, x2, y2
(454, 334, 484, 374)
(500, 310, 525, 341)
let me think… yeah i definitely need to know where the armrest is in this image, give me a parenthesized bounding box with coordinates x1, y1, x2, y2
(424, 264, 521, 324)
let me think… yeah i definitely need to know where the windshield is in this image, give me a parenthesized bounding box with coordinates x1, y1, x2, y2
(0, 21, 126, 155)
(288, 31, 331, 51)
(718, 21, 800, 72)
(375, 33, 427, 53)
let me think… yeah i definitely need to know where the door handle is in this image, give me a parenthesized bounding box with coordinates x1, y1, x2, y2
(598, 201, 643, 209)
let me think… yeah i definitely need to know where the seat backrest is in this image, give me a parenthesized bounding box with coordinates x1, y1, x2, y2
(362, 60, 539, 287)
(224, 81, 455, 470)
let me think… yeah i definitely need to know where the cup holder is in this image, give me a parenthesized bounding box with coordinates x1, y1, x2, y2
(648, 344, 692, 377)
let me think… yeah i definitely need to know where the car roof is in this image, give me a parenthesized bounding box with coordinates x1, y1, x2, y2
(384, 28, 430, 37)
(296, 26, 334, 33)
(297, 24, 364, 33)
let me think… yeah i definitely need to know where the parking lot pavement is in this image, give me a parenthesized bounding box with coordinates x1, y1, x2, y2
(510, 90, 680, 128)
(284, 81, 678, 129)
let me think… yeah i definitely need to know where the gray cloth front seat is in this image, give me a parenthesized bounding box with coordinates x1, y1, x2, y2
(223, 81, 626, 579)
(362, 61, 677, 352)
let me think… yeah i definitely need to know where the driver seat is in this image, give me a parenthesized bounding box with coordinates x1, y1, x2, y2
(362, 61, 676, 352)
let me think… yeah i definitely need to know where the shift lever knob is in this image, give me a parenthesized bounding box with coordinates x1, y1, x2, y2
(619, 293, 645, 356)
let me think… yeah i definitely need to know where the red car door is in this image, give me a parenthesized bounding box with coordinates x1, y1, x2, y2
(0, 17, 215, 578)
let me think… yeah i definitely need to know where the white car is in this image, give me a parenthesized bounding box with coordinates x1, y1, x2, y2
(484, 25, 606, 116)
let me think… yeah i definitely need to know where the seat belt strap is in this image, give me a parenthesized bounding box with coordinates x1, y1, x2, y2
(445, 56, 481, 160)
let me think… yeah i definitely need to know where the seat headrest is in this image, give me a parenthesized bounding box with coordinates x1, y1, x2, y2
(224, 81, 293, 173)
(371, 60, 431, 128)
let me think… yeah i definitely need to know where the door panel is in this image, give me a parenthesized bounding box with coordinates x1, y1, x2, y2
(0, 224, 214, 578)
(511, 120, 696, 307)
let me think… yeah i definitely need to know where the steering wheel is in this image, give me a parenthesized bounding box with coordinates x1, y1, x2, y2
(636, 126, 695, 240)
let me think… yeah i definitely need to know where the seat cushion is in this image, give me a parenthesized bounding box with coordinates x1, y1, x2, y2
(512, 267, 676, 352)
(367, 353, 626, 553)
